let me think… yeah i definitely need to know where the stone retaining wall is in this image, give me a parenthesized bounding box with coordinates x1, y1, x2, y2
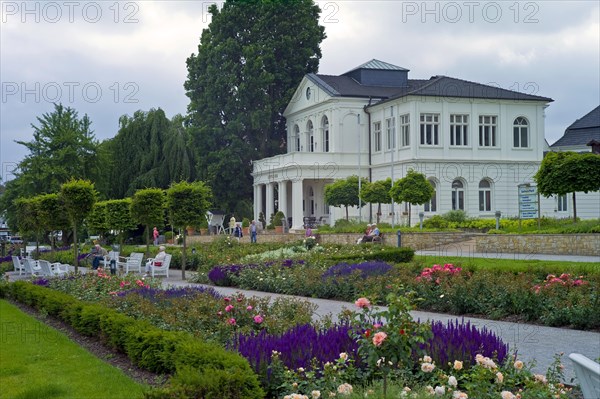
(187, 232, 599, 257)
(475, 234, 600, 257)
(187, 231, 471, 250)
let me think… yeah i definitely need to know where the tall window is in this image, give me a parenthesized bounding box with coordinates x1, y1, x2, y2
(478, 180, 492, 212)
(424, 179, 437, 212)
(386, 117, 396, 150)
(293, 124, 300, 151)
(450, 114, 469, 146)
(322, 116, 330, 152)
(557, 194, 567, 212)
(479, 115, 497, 147)
(373, 121, 382, 152)
(513, 117, 529, 148)
(451, 180, 465, 211)
(400, 114, 410, 147)
(307, 120, 314, 152)
(420, 113, 440, 145)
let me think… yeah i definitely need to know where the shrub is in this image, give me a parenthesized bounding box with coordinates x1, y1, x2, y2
(443, 210, 468, 223)
(322, 261, 393, 280)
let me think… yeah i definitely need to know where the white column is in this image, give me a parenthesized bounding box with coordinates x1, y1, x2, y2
(279, 181, 288, 223)
(253, 185, 261, 222)
(291, 179, 304, 230)
(265, 183, 275, 220)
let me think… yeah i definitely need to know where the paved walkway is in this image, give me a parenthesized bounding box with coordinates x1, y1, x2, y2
(161, 273, 600, 383)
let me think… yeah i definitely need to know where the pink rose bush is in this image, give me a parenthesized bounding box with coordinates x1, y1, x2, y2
(416, 263, 462, 283)
(532, 273, 588, 294)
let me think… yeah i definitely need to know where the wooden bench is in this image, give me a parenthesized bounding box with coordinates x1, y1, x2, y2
(371, 233, 384, 244)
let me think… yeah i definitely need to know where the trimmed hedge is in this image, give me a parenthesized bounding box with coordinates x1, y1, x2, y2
(331, 246, 415, 264)
(2, 281, 264, 399)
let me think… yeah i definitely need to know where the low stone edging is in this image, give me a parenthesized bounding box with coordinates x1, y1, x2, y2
(475, 234, 600, 257)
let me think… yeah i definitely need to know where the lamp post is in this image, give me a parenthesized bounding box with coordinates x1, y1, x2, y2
(419, 212, 424, 230)
(358, 114, 362, 223)
(495, 210, 501, 230)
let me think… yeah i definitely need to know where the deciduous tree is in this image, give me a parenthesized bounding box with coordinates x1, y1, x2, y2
(390, 170, 434, 226)
(60, 179, 97, 271)
(535, 151, 600, 222)
(325, 176, 367, 221)
(185, 0, 325, 212)
(360, 178, 392, 224)
(166, 181, 212, 279)
(131, 188, 165, 256)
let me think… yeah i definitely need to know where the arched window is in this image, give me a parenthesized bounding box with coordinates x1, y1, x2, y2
(513, 117, 529, 148)
(293, 124, 300, 151)
(478, 179, 492, 212)
(321, 116, 330, 152)
(424, 179, 437, 212)
(307, 120, 314, 152)
(451, 180, 465, 211)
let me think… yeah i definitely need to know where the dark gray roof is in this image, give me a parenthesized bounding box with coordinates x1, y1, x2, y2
(308, 72, 552, 103)
(551, 106, 600, 147)
(308, 73, 429, 99)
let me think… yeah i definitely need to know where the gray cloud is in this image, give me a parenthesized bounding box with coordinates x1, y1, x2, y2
(1, 0, 598, 181)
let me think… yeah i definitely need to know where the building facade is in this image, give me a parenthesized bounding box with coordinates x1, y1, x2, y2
(252, 60, 598, 229)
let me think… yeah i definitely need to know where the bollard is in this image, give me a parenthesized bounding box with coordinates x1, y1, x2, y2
(397, 230, 402, 247)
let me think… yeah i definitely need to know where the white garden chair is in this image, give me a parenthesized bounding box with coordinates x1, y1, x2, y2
(37, 260, 68, 277)
(118, 252, 143, 274)
(147, 253, 172, 278)
(569, 353, 600, 399)
(22, 258, 41, 276)
(12, 256, 25, 275)
(100, 251, 120, 269)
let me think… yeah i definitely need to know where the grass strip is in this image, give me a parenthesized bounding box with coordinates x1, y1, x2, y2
(0, 299, 146, 399)
(416, 255, 600, 274)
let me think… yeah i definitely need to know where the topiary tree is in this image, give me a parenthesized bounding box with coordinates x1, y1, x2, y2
(360, 178, 392, 224)
(35, 193, 69, 256)
(60, 179, 97, 271)
(87, 201, 109, 238)
(390, 170, 434, 226)
(131, 188, 165, 257)
(166, 181, 212, 279)
(324, 175, 367, 220)
(14, 197, 39, 253)
(106, 198, 136, 248)
(535, 151, 600, 222)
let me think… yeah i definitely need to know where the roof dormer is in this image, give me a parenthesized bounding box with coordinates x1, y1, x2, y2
(342, 59, 409, 87)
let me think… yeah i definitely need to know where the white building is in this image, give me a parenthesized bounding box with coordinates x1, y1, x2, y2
(252, 60, 598, 229)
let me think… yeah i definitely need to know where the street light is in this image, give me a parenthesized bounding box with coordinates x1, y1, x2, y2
(495, 210, 502, 230)
(358, 114, 362, 223)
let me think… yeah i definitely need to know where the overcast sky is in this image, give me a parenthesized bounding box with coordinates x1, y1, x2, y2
(1, 1, 598, 182)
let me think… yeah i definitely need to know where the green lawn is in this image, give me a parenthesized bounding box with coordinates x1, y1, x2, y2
(0, 300, 147, 399)
(416, 254, 600, 274)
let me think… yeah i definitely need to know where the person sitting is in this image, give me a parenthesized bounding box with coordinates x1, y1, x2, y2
(91, 244, 108, 270)
(144, 246, 167, 277)
(358, 224, 373, 243)
(360, 223, 380, 243)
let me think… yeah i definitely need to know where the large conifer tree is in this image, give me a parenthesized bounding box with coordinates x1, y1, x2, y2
(185, 0, 326, 211)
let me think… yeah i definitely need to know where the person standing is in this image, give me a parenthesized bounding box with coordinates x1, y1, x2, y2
(250, 220, 257, 243)
(153, 227, 159, 246)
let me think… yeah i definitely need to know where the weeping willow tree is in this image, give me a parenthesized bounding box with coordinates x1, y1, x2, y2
(105, 109, 196, 198)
